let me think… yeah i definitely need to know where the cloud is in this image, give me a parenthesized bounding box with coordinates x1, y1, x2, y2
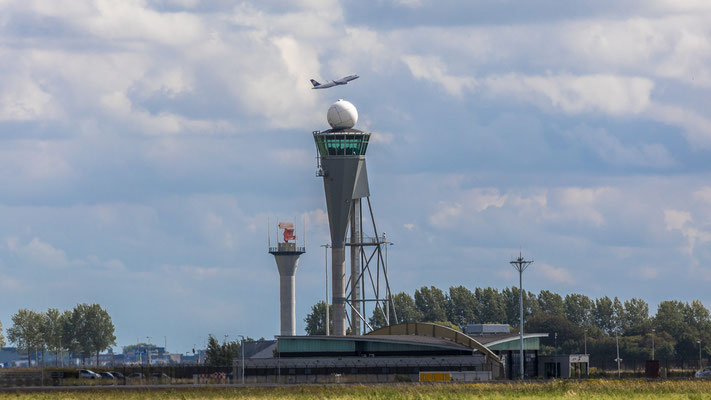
(0, 75, 57, 121)
(538, 263, 575, 285)
(484, 74, 653, 115)
(402, 54, 477, 97)
(635, 266, 660, 280)
(647, 103, 711, 147)
(570, 126, 675, 168)
(429, 188, 508, 228)
(14, 237, 71, 269)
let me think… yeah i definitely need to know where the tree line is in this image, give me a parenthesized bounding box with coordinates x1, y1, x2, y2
(305, 286, 711, 363)
(204, 334, 266, 366)
(3, 304, 116, 366)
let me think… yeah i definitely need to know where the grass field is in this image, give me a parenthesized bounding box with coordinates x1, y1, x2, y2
(1, 381, 711, 400)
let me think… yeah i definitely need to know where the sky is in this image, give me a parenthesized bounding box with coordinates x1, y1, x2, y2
(1, 0, 711, 353)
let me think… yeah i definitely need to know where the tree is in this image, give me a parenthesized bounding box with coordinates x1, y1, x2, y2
(475, 287, 506, 324)
(392, 292, 422, 323)
(7, 309, 44, 365)
(684, 300, 711, 333)
(526, 312, 583, 353)
(304, 301, 333, 335)
(502, 287, 539, 327)
(446, 286, 477, 327)
(564, 293, 595, 328)
(205, 335, 240, 366)
(370, 292, 423, 329)
(538, 290, 565, 316)
(0, 320, 4, 348)
(69, 304, 116, 365)
(623, 298, 650, 335)
(594, 296, 615, 334)
(414, 286, 448, 322)
(612, 297, 626, 334)
(42, 308, 64, 366)
(654, 300, 687, 339)
(61, 310, 79, 362)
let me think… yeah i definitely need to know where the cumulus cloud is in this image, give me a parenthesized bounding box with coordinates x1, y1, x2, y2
(664, 209, 711, 259)
(429, 188, 507, 228)
(484, 74, 653, 115)
(538, 263, 575, 285)
(402, 54, 477, 97)
(569, 126, 675, 168)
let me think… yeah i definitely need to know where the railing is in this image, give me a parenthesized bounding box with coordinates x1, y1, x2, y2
(269, 247, 306, 253)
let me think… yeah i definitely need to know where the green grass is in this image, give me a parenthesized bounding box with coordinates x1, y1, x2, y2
(2, 380, 711, 399)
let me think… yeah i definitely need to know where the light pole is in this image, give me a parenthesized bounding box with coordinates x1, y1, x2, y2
(238, 335, 246, 385)
(146, 336, 152, 365)
(554, 332, 558, 378)
(698, 340, 702, 370)
(320, 243, 330, 336)
(584, 329, 587, 355)
(384, 239, 394, 326)
(510, 252, 533, 380)
(615, 328, 621, 378)
(651, 329, 655, 361)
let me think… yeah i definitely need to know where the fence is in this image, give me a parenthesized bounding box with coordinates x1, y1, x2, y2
(0, 365, 233, 387)
(589, 357, 703, 377)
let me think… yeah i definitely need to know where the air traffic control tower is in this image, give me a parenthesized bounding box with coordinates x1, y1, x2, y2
(269, 222, 305, 336)
(314, 100, 372, 336)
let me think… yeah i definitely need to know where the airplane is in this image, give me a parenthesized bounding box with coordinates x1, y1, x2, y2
(310, 74, 359, 89)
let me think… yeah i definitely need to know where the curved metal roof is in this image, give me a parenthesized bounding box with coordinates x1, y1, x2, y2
(367, 322, 503, 365)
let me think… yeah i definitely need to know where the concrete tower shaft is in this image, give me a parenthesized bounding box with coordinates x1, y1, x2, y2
(270, 240, 305, 336)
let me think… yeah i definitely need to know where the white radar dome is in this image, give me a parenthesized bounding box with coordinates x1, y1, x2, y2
(327, 99, 358, 130)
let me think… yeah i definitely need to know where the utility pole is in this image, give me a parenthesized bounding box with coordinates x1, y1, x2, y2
(510, 252, 533, 380)
(554, 332, 558, 378)
(698, 340, 702, 370)
(238, 335, 246, 384)
(584, 329, 587, 355)
(615, 328, 621, 378)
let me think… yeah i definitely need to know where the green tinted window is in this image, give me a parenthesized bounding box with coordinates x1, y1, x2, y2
(315, 134, 370, 156)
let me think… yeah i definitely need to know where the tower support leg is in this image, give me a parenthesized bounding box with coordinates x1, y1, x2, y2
(350, 199, 362, 335)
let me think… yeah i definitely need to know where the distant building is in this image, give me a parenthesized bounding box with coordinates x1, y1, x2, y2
(235, 323, 506, 383)
(0, 347, 24, 368)
(121, 345, 165, 365)
(539, 354, 589, 378)
(464, 324, 548, 379)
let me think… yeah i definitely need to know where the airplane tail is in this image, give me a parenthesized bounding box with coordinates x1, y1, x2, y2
(310, 79, 321, 87)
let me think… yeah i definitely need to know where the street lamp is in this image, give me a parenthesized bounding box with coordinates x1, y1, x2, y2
(510, 252, 533, 380)
(615, 328, 621, 378)
(554, 332, 558, 378)
(146, 336, 152, 365)
(320, 243, 330, 336)
(584, 329, 587, 355)
(698, 340, 702, 370)
(238, 335, 246, 385)
(384, 239, 394, 326)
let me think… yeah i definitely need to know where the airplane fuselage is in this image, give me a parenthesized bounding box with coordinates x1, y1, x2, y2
(311, 74, 359, 89)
